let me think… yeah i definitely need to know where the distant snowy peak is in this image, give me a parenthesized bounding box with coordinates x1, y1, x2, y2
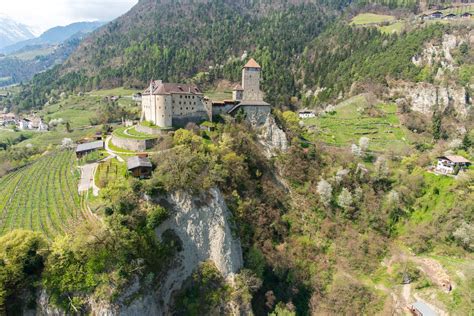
(0, 15, 35, 49)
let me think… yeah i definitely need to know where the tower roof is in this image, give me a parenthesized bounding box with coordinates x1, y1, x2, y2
(243, 58, 261, 69)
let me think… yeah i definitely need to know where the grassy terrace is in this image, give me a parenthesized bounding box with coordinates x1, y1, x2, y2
(113, 126, 158, 140)
(350, 13, 406, 34)
(304, 95, 410, 152)
(0, 150, 86, 239)
(351, 13, 395, 25)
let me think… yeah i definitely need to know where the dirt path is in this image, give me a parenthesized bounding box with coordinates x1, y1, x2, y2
(78, 163, 97, 192)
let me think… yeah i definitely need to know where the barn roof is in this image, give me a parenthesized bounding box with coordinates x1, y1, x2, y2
(144, 80, 202, 95)
(243, 58, 261, 69)
(76, 141, 104, 153)
(127, 156, 153, 170)
(438, 155, 471, 163)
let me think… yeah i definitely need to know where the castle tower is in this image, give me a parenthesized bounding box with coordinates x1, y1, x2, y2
(242, 58, 263, 101)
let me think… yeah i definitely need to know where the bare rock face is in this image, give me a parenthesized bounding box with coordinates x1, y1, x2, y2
(155, 188, 243, 314)
(258, 115, 289, 158)
(390, 81, 470, 118)
(35, 189, 243, 316)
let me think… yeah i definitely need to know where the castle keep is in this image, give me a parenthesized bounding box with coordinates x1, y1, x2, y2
(141, 81, 208, 128)
(228, 58, 271, 125)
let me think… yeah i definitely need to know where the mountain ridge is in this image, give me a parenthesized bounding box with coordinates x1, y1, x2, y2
(0, 21, 105, 55)
(0, 15, 35, 50)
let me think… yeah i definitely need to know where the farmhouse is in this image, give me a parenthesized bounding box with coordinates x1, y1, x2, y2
(409, 301, 436, 316)
(298, 109, 316, 119)
(18, 119, 30, 130)
(436, 155, 471, 175)
(228, 58, 272, 125)
(127, 155, 153, 178)
(75, 141, 104, 158)
(141, 81, 208, 128)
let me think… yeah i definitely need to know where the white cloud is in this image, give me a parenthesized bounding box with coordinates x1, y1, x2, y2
(0, 0, 138, 34)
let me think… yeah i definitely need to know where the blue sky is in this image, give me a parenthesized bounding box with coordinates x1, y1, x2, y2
(0, 0, 138, 34)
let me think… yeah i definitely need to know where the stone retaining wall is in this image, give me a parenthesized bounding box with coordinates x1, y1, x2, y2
(135, 124, 168, 136)
(111, 135, 157, 151)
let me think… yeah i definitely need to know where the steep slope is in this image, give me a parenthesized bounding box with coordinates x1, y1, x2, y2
(55, 0, 351, 101)
(0, 15, 35, 50)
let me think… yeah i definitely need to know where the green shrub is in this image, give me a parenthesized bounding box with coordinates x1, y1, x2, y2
(147, 205, 169, 230)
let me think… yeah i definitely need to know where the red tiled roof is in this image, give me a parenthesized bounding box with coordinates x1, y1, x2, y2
(144, 80, 202, 95)
(243, 58, 261, 69)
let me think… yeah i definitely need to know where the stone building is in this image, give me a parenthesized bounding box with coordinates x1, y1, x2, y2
(228, 58, 272, 125)
(141, 81, 208, 128)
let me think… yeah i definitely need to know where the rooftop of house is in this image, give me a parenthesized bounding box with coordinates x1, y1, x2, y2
(144, 80, 202, 95)
(76, 141, 104, 153)
(243, 58, 261, 69)
(127, 156, 153, 170)
(411, 301, 436, 316)
(438, 155, 471, 164)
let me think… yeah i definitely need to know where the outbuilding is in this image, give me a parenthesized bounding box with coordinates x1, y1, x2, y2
(436, 155, 471, 175)
(127, 155, 153, 178)
(298, 109, 316, 119)
(409, 301, 436, 316)
(75, 141, 104, 158)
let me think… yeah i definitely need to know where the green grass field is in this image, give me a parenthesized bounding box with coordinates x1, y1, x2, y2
(113, 126, 157, 140)
(88, 87, 140, 97)
(95, 158, 127, 188)
(304, 95, 410, 152)
(379, 21, 406, 34)
(351, 13, 395, 25)
(0, 150, 86, 239)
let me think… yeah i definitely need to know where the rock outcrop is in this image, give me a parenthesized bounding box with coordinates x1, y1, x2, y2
(33, 189, 243, 316)
(390, 81, 470, 118)
(155, 188, 243, 314)
(257, 115, 289, 158)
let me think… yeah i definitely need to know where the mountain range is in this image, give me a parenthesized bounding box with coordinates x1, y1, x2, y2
(0, 21, 105, 55)
(0, 15, 35, 50)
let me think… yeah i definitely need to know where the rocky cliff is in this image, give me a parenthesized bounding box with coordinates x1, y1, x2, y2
(390, 31, 473, 119)
(257, 115, 289, 158)
(390, 81, 470, 118)
(154, 188, 243, 314)
(34, 189, 243, 316)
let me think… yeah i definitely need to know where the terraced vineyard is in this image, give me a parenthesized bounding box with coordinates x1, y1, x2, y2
(0, 150, 88, 238)
(304, 95, 411, 152)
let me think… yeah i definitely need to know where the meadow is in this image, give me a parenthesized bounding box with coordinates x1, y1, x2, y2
(303, 95, 411, 152)
(351, 13, 395, 25)
(0, 150, 87, 239)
